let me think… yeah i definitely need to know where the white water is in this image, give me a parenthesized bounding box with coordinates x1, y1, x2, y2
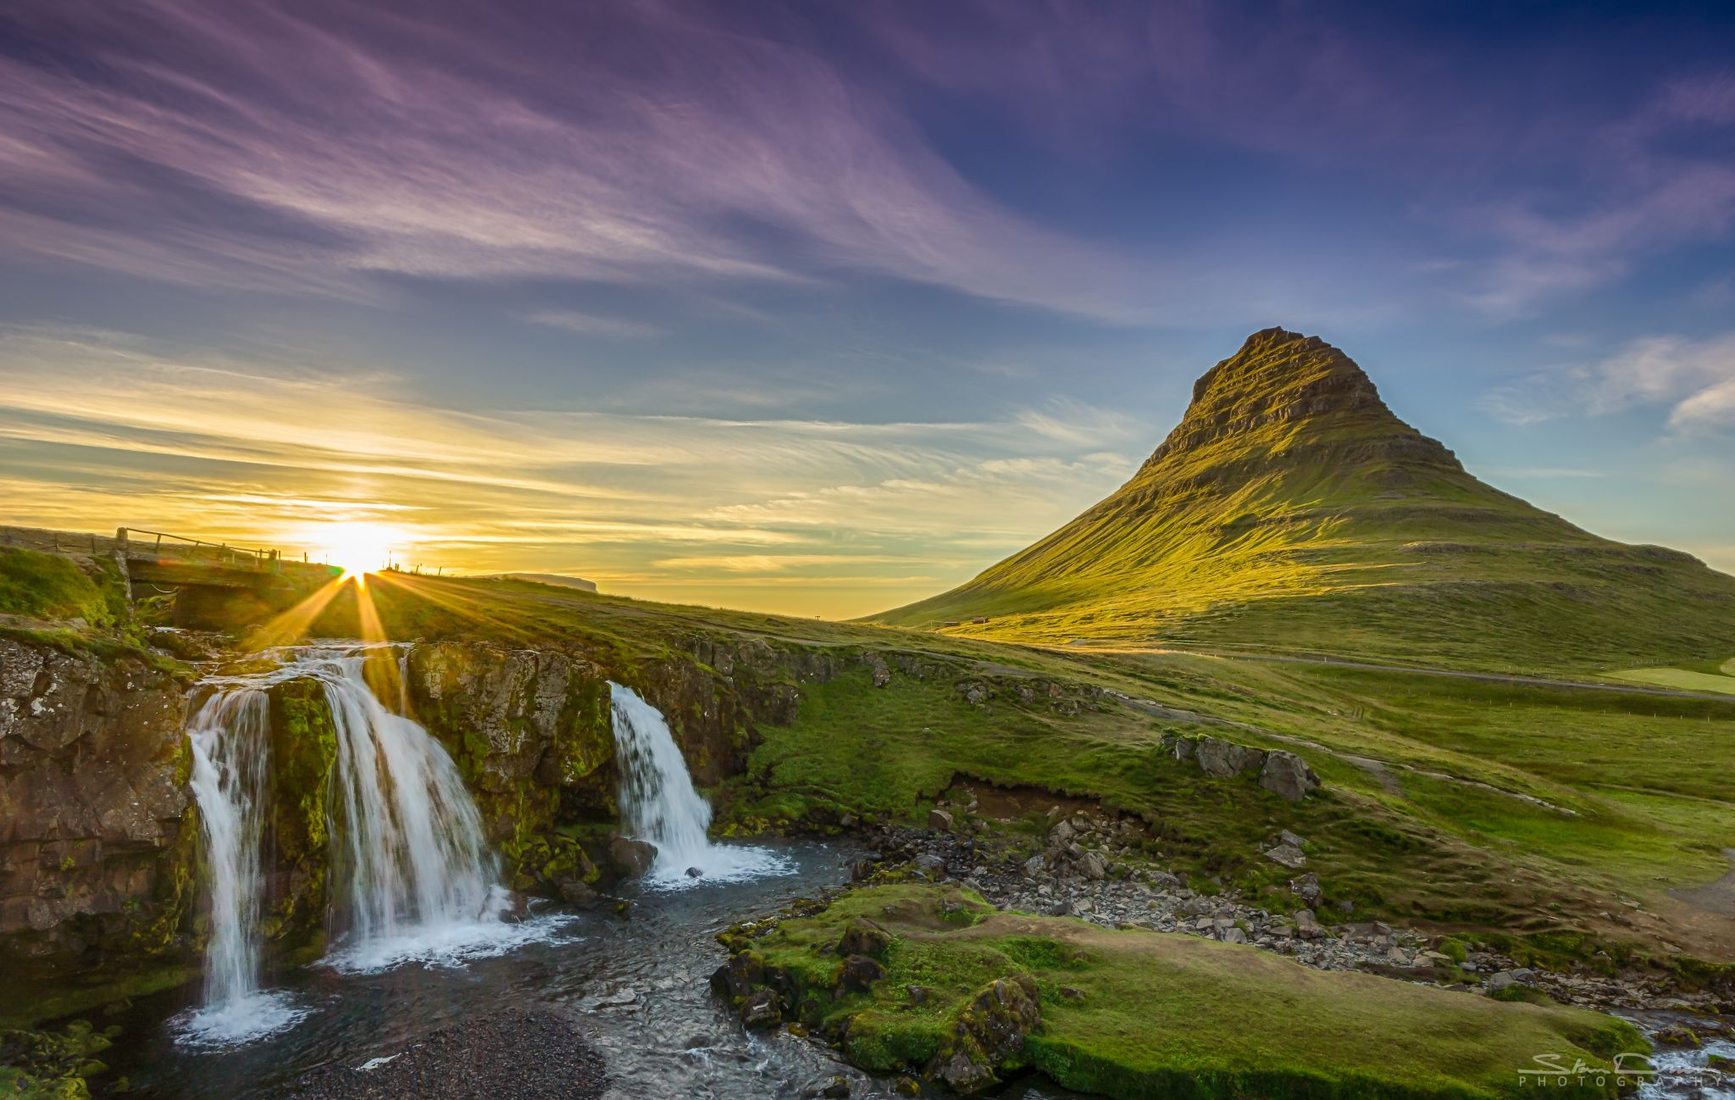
(178, 686, 310, 1047)
(178, 647, 569, 1047)
(609, 682, 791, 889)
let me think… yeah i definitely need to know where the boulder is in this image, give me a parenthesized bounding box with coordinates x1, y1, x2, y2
(1290, 872, 1323, 907)
(838, 918, 893, 959)
(835, 954, 886, 996)
(928, 809, 954, 832)
(926, 975, 1042, 1094)
(1264, 843, 1307, 870)
(1194, 737, 1266, 778)
(608, 836, 657, 877)
(740, 988, 782, 1030)
(1260, 752, 1320, 801)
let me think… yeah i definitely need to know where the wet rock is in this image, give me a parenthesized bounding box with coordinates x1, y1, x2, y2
(558, 880, 604, 908)
(608, 836, 656, 878)
(709, 951, 763, 1000)
(685, 867, 703, 878)
(740, 988, 782, 1030)
(803, 1075, 852, 1099)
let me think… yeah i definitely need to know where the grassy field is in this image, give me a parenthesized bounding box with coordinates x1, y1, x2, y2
(1607, 663, 1735, 695)
(735, 883, 1645, 1098)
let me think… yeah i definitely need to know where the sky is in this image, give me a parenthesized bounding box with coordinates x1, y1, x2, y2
(1, 0, 1733, 618)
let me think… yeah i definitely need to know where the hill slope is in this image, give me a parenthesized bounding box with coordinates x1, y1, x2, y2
(872, 327, 1735, 672)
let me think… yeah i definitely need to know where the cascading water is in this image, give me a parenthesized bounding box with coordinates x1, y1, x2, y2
(319, 651, 516, 972)
(178, 686, 308, 1047)
(177, 646, 565, 1047)
(609, 682, 791, 888)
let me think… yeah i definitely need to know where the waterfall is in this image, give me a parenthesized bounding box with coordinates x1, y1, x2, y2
(177, 646, 562, 1047)
(320, 652, 509, 971)
(609, 682, 791, 888)
(178, 686, 307, 1047)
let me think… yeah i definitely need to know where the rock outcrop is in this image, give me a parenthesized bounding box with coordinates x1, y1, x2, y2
(1167, 733, 1320, 801)
(0, 637, 193, 964)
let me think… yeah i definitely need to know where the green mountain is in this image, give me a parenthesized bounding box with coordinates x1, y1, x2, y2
(873, 327, 1735, 672)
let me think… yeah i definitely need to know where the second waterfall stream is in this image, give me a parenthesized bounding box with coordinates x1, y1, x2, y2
(179, 648, 788, 1048)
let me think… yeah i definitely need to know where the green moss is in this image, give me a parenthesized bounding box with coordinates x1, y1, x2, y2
(0, 1020, 116, 1100)
(264, 679, 339, 943)
(728, 884, 1648, 1100)
(0, 548, 118, 628)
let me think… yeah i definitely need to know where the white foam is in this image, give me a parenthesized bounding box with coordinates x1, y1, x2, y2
(172, 990, 311, 1050)
(322, 911, 578, 975)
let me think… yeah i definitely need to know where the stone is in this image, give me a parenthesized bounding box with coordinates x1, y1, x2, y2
(1221, 926, 1248, 944)
(838, 918, 893, 959)
(608, 836, 657, 877)
(836, 954, 886, 995)
(915, 852, 946, 874)
(926, 975, 1042, 1094)
(558, 879, 604, 908)
(928, 809, 954, 832)
(1264, 843, 1307, 870)
(1194, 737, 1267, 778)
(1260, 753, 1321, 802)
(685, 866, 703, 878)
(803, 1076, 852, 1099)
(1081, 852, 1107, 880)
(1049, 820, 1075, 845)
(1278, 830, 1306, 849)
(1294, 909, 1323, 939)
(740, 988, 782, 1030)
(1289, 872, 1323, 906)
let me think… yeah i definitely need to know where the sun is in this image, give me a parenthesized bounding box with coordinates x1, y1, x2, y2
(311, 522, 405, 580)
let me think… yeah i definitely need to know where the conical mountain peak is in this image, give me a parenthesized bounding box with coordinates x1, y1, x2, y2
(1144, 327, 1457, 474)
(873, 328, 1735, 669)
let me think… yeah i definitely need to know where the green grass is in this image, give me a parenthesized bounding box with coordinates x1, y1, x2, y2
(1606, 666, 1735, 695)
(0, 547, 122, 629)
(737, 884, 1646, 1099)
(869, 330, 1735, 675)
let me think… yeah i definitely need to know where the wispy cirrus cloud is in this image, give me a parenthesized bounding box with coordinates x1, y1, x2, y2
(0, 0, 1148, 319)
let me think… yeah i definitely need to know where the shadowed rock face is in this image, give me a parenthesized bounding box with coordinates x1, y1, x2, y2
(0, 638, 191, 957)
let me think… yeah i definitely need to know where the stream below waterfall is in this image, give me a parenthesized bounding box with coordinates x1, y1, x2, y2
(109, 840, 976, 1099)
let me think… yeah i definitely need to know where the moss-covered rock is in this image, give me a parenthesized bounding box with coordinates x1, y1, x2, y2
(262, 677, 338, 947)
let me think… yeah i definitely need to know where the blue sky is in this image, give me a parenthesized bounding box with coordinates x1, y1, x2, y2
(1, 0, 1732, 615)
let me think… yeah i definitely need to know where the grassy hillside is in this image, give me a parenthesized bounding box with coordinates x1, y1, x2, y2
(871, 328, 1735, 674)
(313, 574, 1735, 965)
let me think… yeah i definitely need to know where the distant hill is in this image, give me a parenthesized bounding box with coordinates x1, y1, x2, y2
(871, 328, 1735, 672)
(497, 573, 598, 593)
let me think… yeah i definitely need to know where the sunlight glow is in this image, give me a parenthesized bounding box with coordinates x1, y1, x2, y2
(303, 522, 408, 579)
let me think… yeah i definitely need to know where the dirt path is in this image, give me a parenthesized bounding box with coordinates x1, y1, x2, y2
(1674, 849, 1735, 918)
